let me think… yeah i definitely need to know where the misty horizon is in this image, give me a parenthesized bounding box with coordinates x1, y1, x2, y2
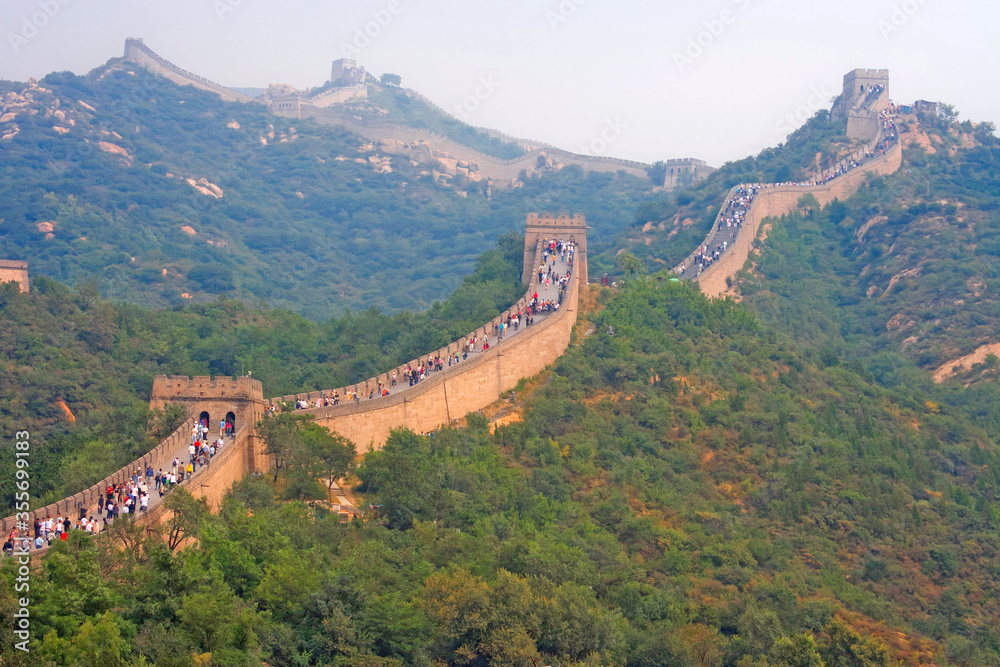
(2, 0, 997, 166)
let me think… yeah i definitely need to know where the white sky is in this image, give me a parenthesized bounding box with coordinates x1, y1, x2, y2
(1, 0, 997, 166)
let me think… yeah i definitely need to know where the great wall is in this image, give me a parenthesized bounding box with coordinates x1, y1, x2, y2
(1, 213, 588, 536)
(681, 68, 901, 297)
(1, 66, 905, 544)
(121, 38, 714, 188)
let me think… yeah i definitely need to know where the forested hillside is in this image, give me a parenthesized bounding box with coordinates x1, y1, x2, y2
(736, 113, 1000, 385)
(6, 282, 1000, 665)
(0, 62, 656, 319)
(7, 52, 1000, 666)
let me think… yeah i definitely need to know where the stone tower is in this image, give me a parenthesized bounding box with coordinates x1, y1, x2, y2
(834, 69, 890, 141)
(522, 213, 589, 286)
(150, 375, 268, 472)
(0, 260, 29, 293)
(841, 68, 890, 112)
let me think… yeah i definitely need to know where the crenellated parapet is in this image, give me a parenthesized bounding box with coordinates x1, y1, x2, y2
(150, 375, 263, 403)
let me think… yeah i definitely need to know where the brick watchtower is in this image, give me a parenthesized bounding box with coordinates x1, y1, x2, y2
(522, 213, 589, 285)
(150, 375, 268, 473)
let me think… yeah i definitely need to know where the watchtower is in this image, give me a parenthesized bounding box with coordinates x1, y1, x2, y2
(0, 260, 29, 293)
(150, 375, 268, 472)
(331, 58, 367, 85)
(838, 68, 889, 116)
(523, 213, 589, 286)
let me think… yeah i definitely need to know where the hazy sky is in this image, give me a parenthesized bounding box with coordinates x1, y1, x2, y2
(2, 0, 997, 166)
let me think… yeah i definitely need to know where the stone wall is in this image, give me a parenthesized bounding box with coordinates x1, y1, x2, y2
(696, 141, 902, 297)
(1, 217, 582, 539)
(522, 214, 589, 285)
(149, 375, 266, 473)
(270, 221, 581, 451)
(837, 68, 890, 120)
(121, 39, 710, 190)
(123, 38, 259, 105)
(0, 260, 29, 293)
(0, 417, 196, 537)
(308, 269, 579, 451)
(181, 424, 252, 510)
(277, 103, 654, 186)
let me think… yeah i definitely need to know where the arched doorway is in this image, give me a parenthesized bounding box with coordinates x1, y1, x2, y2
(199, 411, 210, 431)
(225, 411, 236, 438)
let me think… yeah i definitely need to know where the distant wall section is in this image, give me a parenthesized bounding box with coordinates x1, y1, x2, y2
(696, 141, 902, 297)
(123, 38, 259, 104)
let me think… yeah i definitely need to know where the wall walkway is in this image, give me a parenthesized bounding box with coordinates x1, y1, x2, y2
(2, 221, 583, 540)
(681, 91, 903, 297)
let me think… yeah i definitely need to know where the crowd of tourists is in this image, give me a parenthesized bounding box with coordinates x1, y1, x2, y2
(4, 240, 579, 552)
(282, 239, 576, 412)
(675, 101, 899, 278)
(677, 184, 759, 276)
(3, 418, 227, 554)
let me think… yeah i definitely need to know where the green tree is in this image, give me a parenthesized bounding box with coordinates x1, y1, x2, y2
(823, 618, 893, 667)
(739, 605, 783, 657)
(255, 412, 307, 480)
(771, 634, 823, 667)
(615, 250, 647, 278)
(162, 486, 211, 551)
(300, 422, 356, 505)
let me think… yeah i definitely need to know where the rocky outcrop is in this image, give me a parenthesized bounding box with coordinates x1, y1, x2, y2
(185, 177, 224, 198)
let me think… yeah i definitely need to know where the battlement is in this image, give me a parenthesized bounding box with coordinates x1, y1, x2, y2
(151, 375, 263, 401)
(844, 68, 890, 82)
(526, 213, 587, 229)
(835, 67, 890, 126)
(523, 213, 589, 284)
(0, 259, 29, 293)
(663, 158, 710, 166)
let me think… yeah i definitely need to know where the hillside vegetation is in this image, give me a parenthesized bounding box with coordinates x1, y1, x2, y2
(6, 282, 1000, 665)
(737, 113, 1000, 385)
(6, 57, 1000, 666)
(0, 62, 655, 319)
